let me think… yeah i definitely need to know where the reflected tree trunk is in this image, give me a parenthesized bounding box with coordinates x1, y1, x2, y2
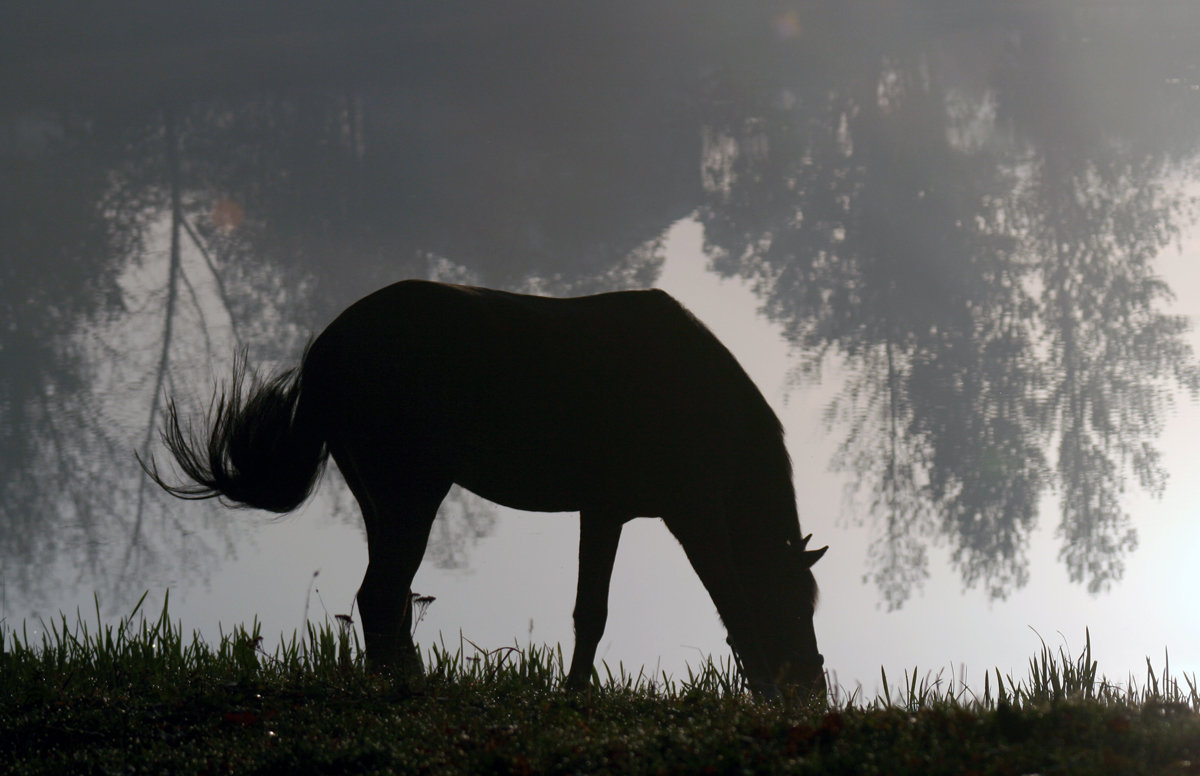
(130, 108, 184, 568)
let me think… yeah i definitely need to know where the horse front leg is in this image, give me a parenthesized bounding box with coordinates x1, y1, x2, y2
(565, 509, 626, 689)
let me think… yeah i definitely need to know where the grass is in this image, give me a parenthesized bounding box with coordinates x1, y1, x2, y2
(2, 596, 1199, 775)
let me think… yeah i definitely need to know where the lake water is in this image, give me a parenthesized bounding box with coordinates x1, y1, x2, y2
(4, 1, 1200, 697)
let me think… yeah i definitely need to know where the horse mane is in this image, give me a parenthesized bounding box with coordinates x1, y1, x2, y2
(674, 300, 820, 611)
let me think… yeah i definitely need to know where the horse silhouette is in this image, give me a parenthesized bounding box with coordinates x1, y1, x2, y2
(143, 280, 827, 698)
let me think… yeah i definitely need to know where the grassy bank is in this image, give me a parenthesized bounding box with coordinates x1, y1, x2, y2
(2, 596, 1198, 775)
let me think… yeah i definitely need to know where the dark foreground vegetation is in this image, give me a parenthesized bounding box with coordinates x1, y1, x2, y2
(2, 596, 1198, 775)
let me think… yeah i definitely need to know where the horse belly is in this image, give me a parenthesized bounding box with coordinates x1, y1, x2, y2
(448, 403, 725, 517)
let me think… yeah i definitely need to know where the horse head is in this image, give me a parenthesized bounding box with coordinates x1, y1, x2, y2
(731, 532, 828, 701)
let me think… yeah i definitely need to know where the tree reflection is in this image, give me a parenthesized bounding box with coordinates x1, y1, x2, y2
(4, 1, 1200, 614)
(0, 3, 695, 609)
(699, 4, 1200, 606)
(0, 111, 260, 611)
(424, 488, 498, 571)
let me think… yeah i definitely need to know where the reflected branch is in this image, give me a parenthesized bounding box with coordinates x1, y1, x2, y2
(180, 213, 242, 348)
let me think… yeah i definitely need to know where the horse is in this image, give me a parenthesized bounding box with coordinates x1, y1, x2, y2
(143, 279, 827, 698)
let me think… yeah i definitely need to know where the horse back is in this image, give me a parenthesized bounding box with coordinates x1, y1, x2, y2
(302, 280, 788, 514)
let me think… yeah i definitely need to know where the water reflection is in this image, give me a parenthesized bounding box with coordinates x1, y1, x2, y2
(697, 4, 1200, 607)
(3, 1, 1200, 620)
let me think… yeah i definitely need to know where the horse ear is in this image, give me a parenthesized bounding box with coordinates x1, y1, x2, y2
(803, 545, 828, 568)
(796, 537, 825, 568)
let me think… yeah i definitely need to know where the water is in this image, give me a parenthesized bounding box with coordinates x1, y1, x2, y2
(4, 1, 1200, 695)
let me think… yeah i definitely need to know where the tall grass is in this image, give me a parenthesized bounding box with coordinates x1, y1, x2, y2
(831, 628, 1200, 714)
(3, 595, 1197, 714)
(1, 592, 363, 706)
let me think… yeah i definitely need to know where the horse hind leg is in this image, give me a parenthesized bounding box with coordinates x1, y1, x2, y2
(565, 510, 627, 690)
(336, 446, 450, 678)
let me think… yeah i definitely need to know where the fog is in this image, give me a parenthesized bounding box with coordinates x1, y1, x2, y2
(4, 1, 1200, 693)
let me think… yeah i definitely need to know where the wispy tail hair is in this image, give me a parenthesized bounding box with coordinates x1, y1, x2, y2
(140, 347, 328, 514)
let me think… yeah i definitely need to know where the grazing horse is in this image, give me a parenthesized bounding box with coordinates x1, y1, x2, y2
(144, 280, 827, 698)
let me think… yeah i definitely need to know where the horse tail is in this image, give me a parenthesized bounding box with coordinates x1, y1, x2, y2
(141, 344, 328, 514)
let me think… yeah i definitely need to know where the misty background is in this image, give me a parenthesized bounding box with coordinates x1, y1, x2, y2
(4, 0, 1200, 693)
